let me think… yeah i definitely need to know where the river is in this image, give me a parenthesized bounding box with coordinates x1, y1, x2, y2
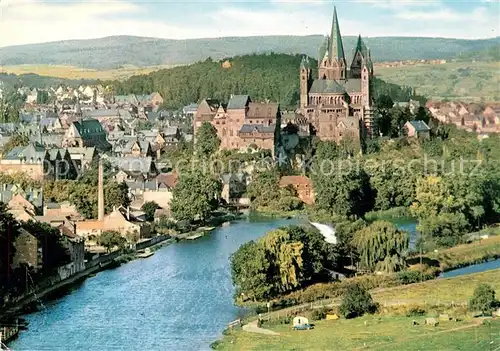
(10, 218, 296, 351)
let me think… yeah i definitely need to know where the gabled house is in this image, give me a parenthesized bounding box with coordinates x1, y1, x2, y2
(67, 147, 98, 172)
(107, 156, 159, 181)
(279, 176, 314, 205)
(75, 206, 150, 239)
(115, 140, 153, 158)
(62, 119, 111, 151)
(404, 120, 431, 139)
(0, 143, 77, 181)
(12, 228, 43, 271)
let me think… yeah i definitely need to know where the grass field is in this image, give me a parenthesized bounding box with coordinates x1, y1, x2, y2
(0, 64, 172, 81)
(373, 269, 500, 304)
(214, 316, 500, 350)
(376, 61, 500, 102)
(214, 269, 500, 350)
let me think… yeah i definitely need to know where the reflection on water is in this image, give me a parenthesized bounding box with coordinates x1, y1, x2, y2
(441, 258, 500, 278)
(11, 218, 296, 351)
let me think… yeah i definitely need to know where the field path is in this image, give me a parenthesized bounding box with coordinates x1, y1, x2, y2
(242, 320, 280, 336)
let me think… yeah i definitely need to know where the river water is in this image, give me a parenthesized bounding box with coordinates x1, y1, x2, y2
(10, 218, 296, 351)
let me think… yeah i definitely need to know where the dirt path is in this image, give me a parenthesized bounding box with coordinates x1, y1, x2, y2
(242, 320, 280, 336)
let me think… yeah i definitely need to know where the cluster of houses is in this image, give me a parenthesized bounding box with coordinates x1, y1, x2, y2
(426, 101, 500, 135)
(0, 87, 199, 284)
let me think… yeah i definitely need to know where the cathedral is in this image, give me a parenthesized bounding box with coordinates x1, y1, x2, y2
(298, 6, 374, 143)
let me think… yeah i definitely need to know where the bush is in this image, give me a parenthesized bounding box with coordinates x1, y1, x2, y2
(469, 284, 498, 316)
(311, 308, 328, 321)
(406, 306, 426, 317)
(339, 283, 377, 319)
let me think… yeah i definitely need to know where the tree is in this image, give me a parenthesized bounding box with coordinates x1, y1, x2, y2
(170, 169, 222, 222)
(246, 169, 303, 212)
(0, 202, 20, 288)
(22, 221, 70, 273)
(469, 284, 498, 316)
(98, 231, 126, 253)
(353, 221, 408, 273)
(312, 168, 373, 218)
(230, 225, 344, 301)
(259, 229, 304, 293)
(1, 134, 29, 156)
(196, 122, 220, 157)
(141, 201, 160, 222)
(230, 241, 271, 301)
(340, 283, 376, 319)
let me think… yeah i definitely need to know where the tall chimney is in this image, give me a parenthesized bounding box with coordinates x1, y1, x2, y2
(98, 157, 105, 221)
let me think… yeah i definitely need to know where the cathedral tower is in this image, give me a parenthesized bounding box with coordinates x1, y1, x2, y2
(300, 56, 312, 109)
(318, 6, 347, 81)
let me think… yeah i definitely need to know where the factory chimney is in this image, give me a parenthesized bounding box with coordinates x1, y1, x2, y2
(98, 157, 105, 221)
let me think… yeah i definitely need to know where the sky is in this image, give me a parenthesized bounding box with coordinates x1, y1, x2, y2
(0, 0, 499, 47)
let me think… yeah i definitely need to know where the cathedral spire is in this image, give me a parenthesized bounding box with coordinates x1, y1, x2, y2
(330, 6, 345, 62)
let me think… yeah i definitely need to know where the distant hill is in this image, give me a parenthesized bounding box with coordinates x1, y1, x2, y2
(456, 44, 500, 61)
(1, 35, 499, 69)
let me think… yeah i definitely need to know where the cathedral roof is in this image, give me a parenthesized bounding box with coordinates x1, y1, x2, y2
(227, 95, 251, 109)
(309, 79, 361, 94)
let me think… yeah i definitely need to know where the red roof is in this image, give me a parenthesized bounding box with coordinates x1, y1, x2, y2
(156, 173, 178, 188)
(279, 176, 312, 187)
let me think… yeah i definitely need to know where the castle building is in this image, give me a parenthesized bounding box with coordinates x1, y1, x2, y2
(299, 6, 374, 143)
(194, 95, 281, 153)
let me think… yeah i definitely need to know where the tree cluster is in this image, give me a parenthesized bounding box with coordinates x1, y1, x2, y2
(230, 225, 345, 301)
(310, 124, 500, 248)
(170, 169, 222, 222)
(246, 169, 303, 213)
(43, 161, 131, 219)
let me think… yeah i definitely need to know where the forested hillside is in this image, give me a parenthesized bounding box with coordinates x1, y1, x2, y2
(109, 54, 422, 110)
(1, 35, 498, 69)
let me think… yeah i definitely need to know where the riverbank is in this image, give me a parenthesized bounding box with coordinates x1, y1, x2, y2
(212, 269, 500, 350)
(233, 233, 500, 314)
(0, 234, 174, 321)
(9, 218, 297, 350)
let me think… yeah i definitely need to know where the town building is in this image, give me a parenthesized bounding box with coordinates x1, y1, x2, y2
(0, 143, 77, 181)
(194, 95, 281, 153)
(297, 6, 374, 144)
(62, 119, 111, 152)
(279, 176, 314, 205)
(404, 120, 431, 139)
(12, 228, 42, 271)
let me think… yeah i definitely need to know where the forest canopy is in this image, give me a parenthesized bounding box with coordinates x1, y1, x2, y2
(106, 53, 424, 110)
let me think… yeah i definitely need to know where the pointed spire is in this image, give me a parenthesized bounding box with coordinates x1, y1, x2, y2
(300, 55, 307, 69)
(330, 6, 345, 62)
(317, 35, 329, 64)
(355, 34, 368, 57)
